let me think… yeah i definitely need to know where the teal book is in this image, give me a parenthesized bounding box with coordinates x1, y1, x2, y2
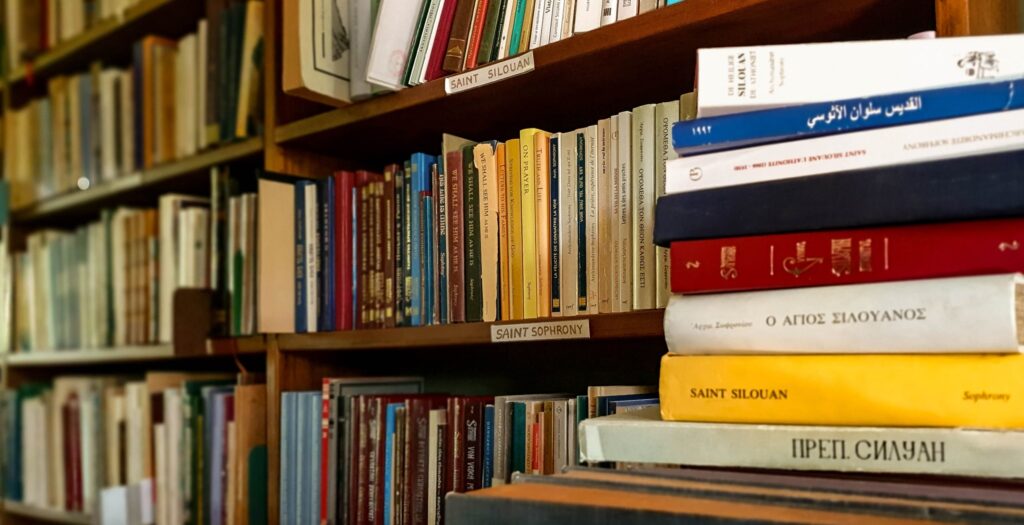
(510, 402, 527, 475)
(508, 0, 528, 56)
(462, 144, 483, 323)
(383, 402, 402, 525)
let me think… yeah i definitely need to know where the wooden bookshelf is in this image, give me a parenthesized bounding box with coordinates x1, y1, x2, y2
(10, 137, 263, 224)
(5, 0, 203, 89)
(272, 0, 936, 165)
(3, 345, 176, 367)
(1, 501, 91, 525)
(276, 310, 665, 352)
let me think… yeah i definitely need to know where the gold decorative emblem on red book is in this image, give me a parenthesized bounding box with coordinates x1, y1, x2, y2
(720, 246, 738, 280)
(999, 241, 1020, 252)
(858, 239, 873, 273)
(831, 238, 852, 277)
(782, 242, 822, 277)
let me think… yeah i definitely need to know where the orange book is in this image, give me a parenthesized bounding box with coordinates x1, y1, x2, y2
(496, 143, 511, 320)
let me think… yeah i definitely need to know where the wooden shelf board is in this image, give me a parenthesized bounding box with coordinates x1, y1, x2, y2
(4, 345, 176, 367)
(10, 137, 263, 224)
(2, 501, 92, 524)
(206, 335, 268, 356)
(276, 310, 665, 352)
(6, 0, 202, 88)
(273, 0, 934, 165)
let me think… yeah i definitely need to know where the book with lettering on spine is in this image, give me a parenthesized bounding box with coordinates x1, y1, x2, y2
(549, 136, 561, 317)
(631, 104, 656, 310)
(534, 131, 552, 318)
(584, 125, 599, 317)
(666, 273, 1024, 355)
(496, 143, 511, 321)
(655, 101, 680, 309)
(558, 132, 578, 317)
(444, 0, 477, 73)
(506, 138, 524, 320)
(475, 142, 501, 322)
(463, 143, 483, 323)
(660, 353, 1024, 428)
(615, 111, 632, 313)
(574, 131, 588, 313)
(596, 118, 613, 314)
(520, 129, 543, 319)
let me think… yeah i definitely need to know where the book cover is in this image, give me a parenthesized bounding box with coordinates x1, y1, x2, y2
(574, 131, 587, 312)
(367, 0, 427, 89)
(494, 0, 519, 60)
(654, 148, 1024, 245)
(444, 0, 477, 73)
(475, 142, 501, 322)
(384, 169, 398, 327)
(549, 136, 561, 316)
(445, 149, 467, 323)
(584, 125, 599, 317)
(660, 353, 1024, 428)
(655, 101, 680, 309)
(464, 0, 491, 69)
(477, 0, 505, 65)
(505, 138, 524, 320)
(294, 181, 308, 333)
(408, 0, 445, 86)
(482, 405, 495, 488)
(422, 169, 436, 325)
(496, 143, 511, 320)
(573, 0, 600, 33)
(516, 0, 537, 54)
(425, 0, 459, 81)
(318, 177, 337, 332)
(534, 131, 552, 318)
(401, 164, 414, 325)
(519, 129, 543, 319)
(596, 119, 612, 314)
(506, 0, 528, 56)
(631, 104, 656, 310)
(305, 182, 320, 332)
(427, 408, 447, 525)
(335, 172, 356, 330)
(558, 131, 578, 317)
(696, 34, 1024, 117)
(403, 1, 436, 86)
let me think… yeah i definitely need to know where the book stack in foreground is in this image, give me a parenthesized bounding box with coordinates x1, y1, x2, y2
(579, 33, 1024, 479)
(277, 378, 653, 525)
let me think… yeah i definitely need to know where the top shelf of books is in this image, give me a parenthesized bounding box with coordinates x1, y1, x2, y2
(5, 0, 202, 89)
(274, 0, 937, 165)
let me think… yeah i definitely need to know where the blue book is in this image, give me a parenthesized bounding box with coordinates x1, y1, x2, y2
(410, 153, 437, 326)
(608, 398, 660, 413)
(295, 392, 307, 525)
(423, 187, 435, 324)
(673, 77, 1024, 155)
(295, 181, 308, 333)
(549, 137, 560, 316)
(597, 394, 659, 417)
(317, 177, 336, 332)
(654, 149, 1024, 245)
(575, 133, 588, 312)
(482, 405, 495, 488)
(383, 402, 402, 525)
(437, 158, 449, 325)
(351, 185, 359, 329)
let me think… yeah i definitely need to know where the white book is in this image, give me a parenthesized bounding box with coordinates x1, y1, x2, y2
(596, 118, 612, 314)
(548, 0, 565, 43)
(558, 132, 578, 317)
(653, 100, 677, 309)
(426, 408, 446, 524)
(616, 110, 632, 312)
(366, 0, 425, 91)
(159, 195, 209, 343)
(197, 20, 208, 150)
(305, 183, 319, 332)
(537, 0, 555, 47)
(286, 0, 353, 104)
(529, 0, 546, 50)
(637, 0, 656, 13)
(630, 104, 655, 310)
(409, 0, 444, 86)
(600, 0, 617, 25)
(573, 0, 601, 33)
(666, 109, 1024, 195)
(581, 407, 1024, 479)
(496, 0, 519, 60)
(560, 0, 575, 40)
(616, 0, 636, 20)
(99, 70, 120, 181)
(119, 69, 136, 174)
(163, 389, 183, 525)
(607, 114, 620, 312)
(697, 34, 1024, 117)
(584, 124, 599, 315)
(665, 273, 1024, 355)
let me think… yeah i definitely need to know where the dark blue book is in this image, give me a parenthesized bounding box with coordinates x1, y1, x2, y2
(609, 398, 660, 413)
(549, 137, 560, 316)
(575, 133, 588, 312)
(295, 181, 308, 333)
(410, 153, 437, 326)
(654, 149, 1024, 245)
(596, 394, 659, 418)
(673, 77, 1024, 155)
(317, 177, 336, 332)
(482, 404, 495, 488)
(423, 181, 435, 325)
(351, 184, 359, 330)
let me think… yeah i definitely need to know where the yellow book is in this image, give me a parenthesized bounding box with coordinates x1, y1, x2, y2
(506, 138, 524, 320)
(660, 354, 1024, 429)
(534, 131, 552, 318)
(519, 128, 543, 319)
(496, 143, 511, 320)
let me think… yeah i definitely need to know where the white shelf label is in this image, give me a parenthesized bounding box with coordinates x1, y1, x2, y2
(490, 319, 591, 343)
(445, 52, 536, 95)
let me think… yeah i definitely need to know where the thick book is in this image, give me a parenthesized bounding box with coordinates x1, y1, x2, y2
(654, 148, 1024, 245)
(447, 149, 468, 323)
(675, 77, 1024, 155)
(520, 129, 544, 319)
(670, 218, 1024, 294)
(666, 109, 1024, 195)
(696, 34, 1024, 117)
(665, 273, 1024, 355)
(444, 0, 477, 73)
(660, 353, 1024, 428)
(475, 142, 501, 322)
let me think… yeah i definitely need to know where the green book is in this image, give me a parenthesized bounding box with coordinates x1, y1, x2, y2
(478, 0, 508, 66)
(507, 0, 528, 56)
(510, 401, 527, 475)
(462, 143, 483, 323)
(402, 0, 434, 86)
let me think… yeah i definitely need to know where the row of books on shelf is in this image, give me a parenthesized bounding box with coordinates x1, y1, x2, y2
(262, 95, 689, 332)
(279, 377, 655, 525)
(4, 0, 147, 69)
(10, 166, 258, 352)
(288, 0, 680, 104)
(2, 3, 264, 209)
(1, 372, 267, 525)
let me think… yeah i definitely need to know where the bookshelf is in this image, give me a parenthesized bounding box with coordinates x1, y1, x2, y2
(2, 345, 176, 367)
(1, 500, 91, 525)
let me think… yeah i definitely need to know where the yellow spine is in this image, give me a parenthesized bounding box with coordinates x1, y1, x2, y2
(506, 138, 524, 320)
(660, 354, 1024, 429)
(496, 143, 511, 321)
(534, 131, 552, 318)
(519, 128, 541, 319)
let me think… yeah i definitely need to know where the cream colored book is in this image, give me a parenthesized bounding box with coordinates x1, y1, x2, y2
(258, 179, 295, 333)
(585, 124, 599, 315)
(520, 129, 545, 319)
(497, 143, 511, 320)
(608, 114, 621, 311)
(476, 142, 501, 322)
(558, 132, 578, 317)
(506, 138, 524, 320)
(631, 104, 656, 310)
(367, 0, 425, 90)
(654, 100, 679, 309)
(616, 111, 632, 312)
(283, 0, 354, 104)
(235, 1, 264, 137)
(597, 118, 613, 313)
(534, 131, 552, 318)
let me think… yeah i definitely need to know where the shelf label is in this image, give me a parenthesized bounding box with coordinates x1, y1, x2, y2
(445, 52, 536, 95)
(490, 319, 591, 343)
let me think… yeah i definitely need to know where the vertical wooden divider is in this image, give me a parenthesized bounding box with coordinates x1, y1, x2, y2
(935, 0, 1020, 35)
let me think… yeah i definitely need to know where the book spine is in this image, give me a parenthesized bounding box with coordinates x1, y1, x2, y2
(403, 1, 435, 86)
(426, 0, 459, 81)
(464, 0, 490, 68)
(409, 161, 424, 326)
(306, 183, 320, 332)
(674, 78, 1024, 155)
(436, 158, 449, 324)
(384, 170, 397, 327)
(695, 35, 1024, 117)
(660, 353, 1024, 428)
(463, 401, 483, 491)
(558, 132, 577, 317)
(422, 174, 436, 324)
(444, 0, 477, 73)
(596, 119, 612, 314)
(403, 165, 414, 325)
(574, 132, 587, 312)
(655, 101, 679, 309)
(507, 0, 528, 56)
(337, 172, 355, 330)
(632, 104, 656, 310)
(357, 177, 370, 328)
(549, 137, 560, 316)
(516, 0, 536, 54)
(519, 130, 540, 319)
(482, 406, 494, 487)
(320, 381, 331, 525)
(295, 182, 307, 333)
(534, 133, 551, 318)
(506, 139, 524, 320)
(666, 109, 1024, 195)
(665, 273, 1023, 355)
(446, 151, 467, 323)
(321, 177, 337, 332)
(496, 144, 511, 320)
(495, 0, 518, 60)
(654, 148, 1024, 245)
(477, 0, 505, 65)
(584, 125, 599, 317)
(476, 143, 500, 322)
(464, 147, 483, 322)
(670, 219, 1024, 294)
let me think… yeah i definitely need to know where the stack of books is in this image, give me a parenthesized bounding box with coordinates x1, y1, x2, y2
(285, 0, 676, 103)
(10, 167, 259, 352)
(580, 34, 1024, 478)
(2, 3, 264, 209)
(261, 95, 690, 332)
(1, 373, 267, 524)
(277, 379, 653, 525)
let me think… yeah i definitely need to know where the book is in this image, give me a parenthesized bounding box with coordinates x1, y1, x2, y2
(666, 109, 1024, 196)
(573, 0, 601, 33)
(505, 138, 524, 320)
(533, 131, 552, 318)
(630, 104, 655, 310)
(259, 178, 296, 333)
(549, 136, 561, 317)
(670, 218, 1024, 294)
(496, 143, 511, 320)
(463, 144, 484, 322)
(674, 77, 1024, 155)
(444, 0, 477, 73)
(660, 353, 1024, 428)
(583, 125, 598, 316)
(465, 0, 491, 68)
(475, 142, 501, 322)
(558, 131, 577, 317)
(654, 101, 678, 309)
(664, 273, 1024, 355)
(519, 129, 544, 319)
(696, 34, 1024, 117)
(654, 148, 1024, 245)
(367, 0, 427, 90)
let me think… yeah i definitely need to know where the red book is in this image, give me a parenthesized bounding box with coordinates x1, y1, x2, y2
(463, 0, 490, 69)
(462, 397, 492, 492)
(426, 0, 459, 81)
(355, 171, 374, 329)
(383, 169, 397, 328)
(670, 219, 1024, 294)
(446, 150, 466, 323)
(335, 171, 356, 331)
(402, 396, 448, 525)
